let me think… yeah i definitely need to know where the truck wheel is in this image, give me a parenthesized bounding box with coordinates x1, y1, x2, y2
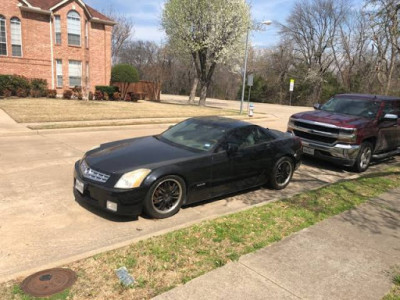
(353, 142, 373, 173)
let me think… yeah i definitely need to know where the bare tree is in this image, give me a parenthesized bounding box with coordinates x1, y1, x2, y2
(280, 0, 349, 103)
(331, 11, 372, 92)
(103, 8, 134, 65)
(365, 0, 399, 94)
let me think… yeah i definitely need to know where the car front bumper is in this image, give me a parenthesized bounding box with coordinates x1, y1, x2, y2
(301, 139, 360, 167)
(73, 161, 147, 216)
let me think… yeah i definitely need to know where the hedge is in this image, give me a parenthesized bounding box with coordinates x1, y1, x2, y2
(0, 74, 48, 98)
(95, 85, 118, 98)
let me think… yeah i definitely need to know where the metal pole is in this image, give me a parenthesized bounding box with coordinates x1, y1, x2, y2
(289, 91, 292, 106)
(240, 28, 250, 114)
(247, 85, 252, 113)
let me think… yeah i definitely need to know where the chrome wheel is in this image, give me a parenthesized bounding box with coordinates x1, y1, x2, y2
(354, 142, 373, 172)
(359, 147, 372, 170)
(275, 160, 293, 187)
(151, 178, 183, 215)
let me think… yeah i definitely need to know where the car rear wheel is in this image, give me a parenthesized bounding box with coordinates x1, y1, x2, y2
(353, 142, 373, 173)
(144, 175, 185, 219)
(269, 156, 294, 190)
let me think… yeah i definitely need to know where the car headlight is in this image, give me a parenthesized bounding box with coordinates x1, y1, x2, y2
(287, 118, 295, 131)
(338, 128, 357, 143)
(114, 169, 152, 189)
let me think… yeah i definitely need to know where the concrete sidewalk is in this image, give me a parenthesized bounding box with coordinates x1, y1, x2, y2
(0, 109, 33, 136)
(155, 188, 400, 300)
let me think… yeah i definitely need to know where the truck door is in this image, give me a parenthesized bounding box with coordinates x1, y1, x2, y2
(377, 101, 400, 152)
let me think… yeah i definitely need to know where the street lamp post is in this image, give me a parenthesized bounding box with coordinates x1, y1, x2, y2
(239, 20, 272, 114)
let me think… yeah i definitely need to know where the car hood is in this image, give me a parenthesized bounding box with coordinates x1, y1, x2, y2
(291, 110, 373, 128)
(85, 136, 197, 174)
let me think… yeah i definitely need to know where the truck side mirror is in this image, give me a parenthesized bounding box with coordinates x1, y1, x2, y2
(313, 103, 321, 110)
(383, 113, 398, 121)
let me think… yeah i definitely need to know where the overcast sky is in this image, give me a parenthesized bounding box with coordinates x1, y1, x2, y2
(86, 0, 363, 48)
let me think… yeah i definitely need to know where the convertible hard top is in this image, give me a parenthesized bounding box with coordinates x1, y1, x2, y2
(190, 116, 252, 129)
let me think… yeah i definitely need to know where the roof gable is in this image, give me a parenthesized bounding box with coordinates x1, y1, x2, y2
(21, 0, 113, 23)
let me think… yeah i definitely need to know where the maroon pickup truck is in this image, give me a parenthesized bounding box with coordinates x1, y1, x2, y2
(287, 94, 400, 172)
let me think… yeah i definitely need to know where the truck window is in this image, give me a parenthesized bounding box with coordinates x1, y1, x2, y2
(321, 97, 381, 119)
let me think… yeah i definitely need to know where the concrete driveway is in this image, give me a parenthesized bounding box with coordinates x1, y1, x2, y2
(0, 103, 398, 283)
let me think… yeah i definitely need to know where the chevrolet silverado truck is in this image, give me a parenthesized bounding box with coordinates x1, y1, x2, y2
(287, 93, 400, 172)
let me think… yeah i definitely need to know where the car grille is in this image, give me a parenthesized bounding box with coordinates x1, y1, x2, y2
(293, 130, 337, 144)
(294, 121, 339, 134)
(80, 160, 110, 183)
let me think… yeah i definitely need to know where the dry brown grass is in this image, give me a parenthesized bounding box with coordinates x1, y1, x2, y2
(0, 98, 237, 123)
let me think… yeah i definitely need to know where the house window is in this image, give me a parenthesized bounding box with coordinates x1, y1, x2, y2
(54, 16, 61, 45)
(69, 60, 81, 87)
(56, 59, 63, 87)
(0, 15, 6, 56)
(10, 17, 22, 57)
(67, 11, 80, 46)
(85, 20, 88, 48)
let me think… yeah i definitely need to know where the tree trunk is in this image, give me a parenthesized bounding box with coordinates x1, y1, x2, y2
(189, 77, 198, 104)
(199, 83, 207, 106)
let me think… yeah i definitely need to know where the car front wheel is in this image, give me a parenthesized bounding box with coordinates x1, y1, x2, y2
(144, 175, 185, 219)
(269, 156, 294, 190)
(353, 142, 373, 173)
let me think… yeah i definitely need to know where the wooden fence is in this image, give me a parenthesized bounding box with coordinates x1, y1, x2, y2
(113, 81, 161, 101)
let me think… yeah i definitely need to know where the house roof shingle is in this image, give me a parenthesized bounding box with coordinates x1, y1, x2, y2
(23, 0, 113, 23)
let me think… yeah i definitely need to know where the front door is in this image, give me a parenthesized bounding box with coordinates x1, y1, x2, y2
(210, 126, 274, 197)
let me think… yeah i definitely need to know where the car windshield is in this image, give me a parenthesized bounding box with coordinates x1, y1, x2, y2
(320, 97, 381, 119)
(160, 119, 228, 151)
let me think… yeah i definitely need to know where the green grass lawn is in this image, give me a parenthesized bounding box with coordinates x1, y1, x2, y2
(2, 165, 399, 300)
(0, 98, 237, 123)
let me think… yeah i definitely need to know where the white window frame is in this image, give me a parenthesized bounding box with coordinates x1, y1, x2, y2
(69, 60, 82, 87)
(0, 15, 7, 56)
(10, 17, 22, 57)
(54, 15, 61, 45)
(86, 61, 89, 87)
(85, 20, 88, 48)
(67, 10, 81, 46)
(56, 59, 63, 88)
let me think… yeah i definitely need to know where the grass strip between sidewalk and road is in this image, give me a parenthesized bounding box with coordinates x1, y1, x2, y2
(2, 165, 400, 300)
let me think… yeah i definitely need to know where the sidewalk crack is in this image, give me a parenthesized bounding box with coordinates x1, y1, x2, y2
(239, 261, 303, 299)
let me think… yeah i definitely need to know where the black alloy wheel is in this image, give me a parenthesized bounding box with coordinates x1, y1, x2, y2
(269, 156, 294, 190)
(144, 175, 185, 219)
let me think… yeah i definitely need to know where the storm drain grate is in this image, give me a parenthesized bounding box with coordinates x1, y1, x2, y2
(21, 268, 77, 297)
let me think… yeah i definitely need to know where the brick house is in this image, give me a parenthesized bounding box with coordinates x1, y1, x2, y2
(0, 0, 115, 95)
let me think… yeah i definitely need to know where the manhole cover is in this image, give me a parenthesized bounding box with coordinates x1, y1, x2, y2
(21, 268, 77, 297)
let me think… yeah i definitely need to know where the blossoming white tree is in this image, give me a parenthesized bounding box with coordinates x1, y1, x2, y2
(162, 0, 251, 105)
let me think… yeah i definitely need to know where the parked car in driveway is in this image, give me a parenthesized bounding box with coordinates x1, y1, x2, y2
(74, 116, 302, 219)
(287, 94, 400, 172)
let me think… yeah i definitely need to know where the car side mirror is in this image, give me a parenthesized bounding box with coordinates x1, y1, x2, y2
(226, 143, 239, 155)
(383, 113, 398, 121)
(313, 103, 321, 110)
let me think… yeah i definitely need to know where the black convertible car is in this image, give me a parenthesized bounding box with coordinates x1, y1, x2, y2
(74, 117, 302, 219)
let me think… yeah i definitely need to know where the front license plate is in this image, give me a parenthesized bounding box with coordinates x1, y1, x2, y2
(75, 178, 85, 194)
(303, 146, 315, 155)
